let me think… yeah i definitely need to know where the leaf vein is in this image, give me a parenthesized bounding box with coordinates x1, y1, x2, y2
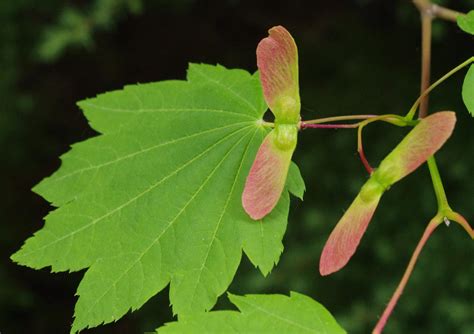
(237, 298, 318, 333)
(80, 103, 255, 120)
(21, 125, 254, 258)
(78, 126, 254, 320)
(189, 66, 258, 114)
(45, 121, 254, 185)
(189, 128, 260, 308)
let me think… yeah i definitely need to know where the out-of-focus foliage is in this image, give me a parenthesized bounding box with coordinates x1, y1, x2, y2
(1, 0, 473, 333)
(37, 0, 143, 62)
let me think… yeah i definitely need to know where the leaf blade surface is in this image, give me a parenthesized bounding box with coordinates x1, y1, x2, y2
(157, 292, 346, 334)
(11, 64, 305, 332)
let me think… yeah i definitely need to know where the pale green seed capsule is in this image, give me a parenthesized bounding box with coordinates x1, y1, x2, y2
(273, 124, 298, 151)
(359, 178, 384, 203)
(274, 96, 300, 124)
(375, 159, 401, 186)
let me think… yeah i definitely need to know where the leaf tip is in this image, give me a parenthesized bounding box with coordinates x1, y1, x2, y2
(462, 64, 474, 116)
(457, 11, 474, 35)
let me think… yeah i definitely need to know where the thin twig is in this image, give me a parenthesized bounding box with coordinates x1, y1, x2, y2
(419, 10, 432, 118)
(431, 4, 464, 22)
(372, 217, 441, 334)
(300, 123, 358, 129)
(301, 114, 377, 125)
(405, 57, 474, 120)
(413, 0, 464, 22)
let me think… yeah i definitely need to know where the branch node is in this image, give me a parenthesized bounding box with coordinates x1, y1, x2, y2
(443, 216, 451, 227)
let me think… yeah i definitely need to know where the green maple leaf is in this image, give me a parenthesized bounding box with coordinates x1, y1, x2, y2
(457, 11, 474, 35)
(462, 64, 474, 116)
(11, 64, 305, 332)
(157, 292, 346, 334)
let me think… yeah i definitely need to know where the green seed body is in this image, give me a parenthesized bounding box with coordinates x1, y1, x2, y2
(360, 178, 385, 203)
(273, 124, 298, 151)
(274, 96, 300, 124)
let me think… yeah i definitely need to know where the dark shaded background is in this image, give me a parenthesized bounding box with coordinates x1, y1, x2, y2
(1, 0, 473, 333)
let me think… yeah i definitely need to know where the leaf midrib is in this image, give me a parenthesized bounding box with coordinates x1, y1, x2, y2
(236, 298, 323, 334)
(187, 127, 260, 311)
(80, 103, 256, 120)
(39, 121, 254, 187)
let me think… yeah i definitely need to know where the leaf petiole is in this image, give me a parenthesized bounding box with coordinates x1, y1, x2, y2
(406, 56, 474, 120)
(259, 120, 275, 127)
(302, 114, 377, 125)
(302, 113, 417, 174)
(301, 114, 414, 129)
(301, 123, 359, 129)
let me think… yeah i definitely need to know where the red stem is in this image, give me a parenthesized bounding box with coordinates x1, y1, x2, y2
(447, 212, 474, 239)
(418, 9, 432, 118)
(358, 146, 374, 174)
(300, 123, 358, 129)
(301, 114, 377, 125)
(372, 217, 440, 334)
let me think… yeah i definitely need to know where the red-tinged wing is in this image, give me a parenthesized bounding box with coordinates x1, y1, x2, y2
(242, 130, 294, 220)
(319, 190, 382, 276)
(319, 111, 456, 276)
(257, 26, 300, 123)
(378, 111, 456, 184)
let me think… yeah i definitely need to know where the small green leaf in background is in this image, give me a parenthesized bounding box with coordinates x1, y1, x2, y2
(157, 292, 346, 334)
(457, 11, 474, 35)
(11, 64, 304, 333)
(462, 64, 474, 116)
(286, 162, 305, 200)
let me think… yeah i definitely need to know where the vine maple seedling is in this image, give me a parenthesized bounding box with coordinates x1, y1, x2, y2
(11, 8, 474, 334)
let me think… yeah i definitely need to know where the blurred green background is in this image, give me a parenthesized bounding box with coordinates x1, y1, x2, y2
(1, 0, 473, 333)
